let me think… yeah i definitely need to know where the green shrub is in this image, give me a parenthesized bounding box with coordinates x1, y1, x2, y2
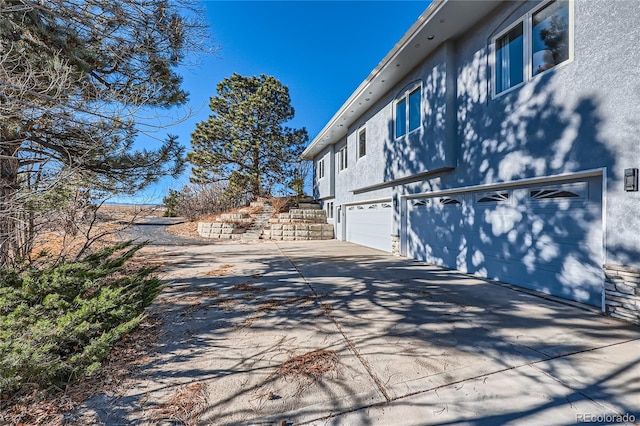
(0, 241, 163, 396)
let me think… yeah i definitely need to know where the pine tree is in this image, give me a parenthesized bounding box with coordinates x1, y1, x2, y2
(0, 0, 209, 264)
(188, 73, 309, 200)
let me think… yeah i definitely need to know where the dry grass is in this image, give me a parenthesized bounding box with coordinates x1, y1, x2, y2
(258, 299, 282, 313)
(29, 203, 163, 265)
(148, 382, 209, 426)
(98, 203, 164, 220)
(320, 302, 333, 312)
(268, 195, 290, 214)
(166, 220, 200, 238)
(271, 350, 339, 394)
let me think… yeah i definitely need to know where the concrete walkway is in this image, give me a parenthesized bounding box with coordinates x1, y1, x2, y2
(77, 240, 640, 425)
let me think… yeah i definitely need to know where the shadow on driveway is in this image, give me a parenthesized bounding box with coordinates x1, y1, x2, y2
(73, 239, 640, 425)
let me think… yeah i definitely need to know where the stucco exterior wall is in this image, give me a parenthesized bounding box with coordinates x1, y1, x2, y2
(328, 43, 455, 208)
(311, 0, 640, 271)
(445, 0, 640, 267)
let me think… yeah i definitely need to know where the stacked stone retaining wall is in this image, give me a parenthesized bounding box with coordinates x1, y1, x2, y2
(197, 213, 252, 239)
(263, 209, 333, 241)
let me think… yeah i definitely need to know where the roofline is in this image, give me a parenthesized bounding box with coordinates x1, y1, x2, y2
(301, 0, 445, 160)
(301, 0, 502, 160)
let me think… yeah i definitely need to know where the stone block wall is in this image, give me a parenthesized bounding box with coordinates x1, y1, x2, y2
(197, 213, 254, 239)
(217, 213, 253, 224)
(391, 234, 400, 256)
(262, 209, 334, 241)
(603, 264, 640, 325)
(197, 222, 246, 239)
(273, 209, 328, 223)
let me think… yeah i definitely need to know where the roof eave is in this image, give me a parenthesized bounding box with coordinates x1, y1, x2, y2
(301, 0, 502, 161)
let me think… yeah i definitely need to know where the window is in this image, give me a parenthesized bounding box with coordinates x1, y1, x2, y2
(337, 145, 348, 171)
(440, 197, 461, 205)
(529, 182, 586, 201)
(395, 99, 406, 137)
(408, 88, 421, 132)
(493, 0, 571, 96)
(317, 158, 325, 179)
(495, 23, 524, 94)
(532, 1, 570, 75)
(395, 86, 421, 138)
(326, 201, 334, 219)
(358, 128, 366, 158)
(476, 191, 510, 203)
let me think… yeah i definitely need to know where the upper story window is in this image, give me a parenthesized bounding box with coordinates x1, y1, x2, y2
(395, 86, 421, 138)
(317, 158, 325, 179)
(493, 0, 571, 97)
(337, 145, 348, 171)
(358, 127, 366, 158)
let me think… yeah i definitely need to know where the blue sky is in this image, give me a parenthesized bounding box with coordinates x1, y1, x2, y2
(124, 1, 429, 204)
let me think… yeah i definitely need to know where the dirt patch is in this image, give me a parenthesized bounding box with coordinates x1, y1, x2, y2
(99, 203, 164, 219)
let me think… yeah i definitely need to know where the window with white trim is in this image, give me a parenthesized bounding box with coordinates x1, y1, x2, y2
(337, 145, 348, 171)
(395, 86, 421, 138)
(326, 201, 334, 219)
(493, 0, 571, 97)
(358, 127, 366, 158)
(317, 158, 325, 179)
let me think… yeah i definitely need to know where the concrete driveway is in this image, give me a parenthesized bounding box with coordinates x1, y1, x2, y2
(77, 240, 640, 425)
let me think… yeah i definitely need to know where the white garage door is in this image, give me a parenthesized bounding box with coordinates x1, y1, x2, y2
(346, 202, 393, 252)
(406, 178, 603, 306)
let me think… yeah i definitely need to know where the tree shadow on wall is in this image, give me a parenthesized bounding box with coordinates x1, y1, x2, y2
(385, 60, 622, 307)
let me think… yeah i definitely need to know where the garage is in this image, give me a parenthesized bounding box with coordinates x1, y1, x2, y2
(345, 201, 393, 252)
(405, 178, 603, 306)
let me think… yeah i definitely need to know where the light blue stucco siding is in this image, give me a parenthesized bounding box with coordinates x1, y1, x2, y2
(406, 176, 604, 306)
(310, 0, 640, 305)
(448, 0, 640, 268)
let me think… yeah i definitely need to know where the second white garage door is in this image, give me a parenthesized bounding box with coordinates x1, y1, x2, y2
(345, 202, 393, 252)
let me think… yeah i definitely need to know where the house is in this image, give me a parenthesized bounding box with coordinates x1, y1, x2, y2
(301, 0, 640, 323)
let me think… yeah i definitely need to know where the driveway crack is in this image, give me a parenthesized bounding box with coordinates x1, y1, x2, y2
(274, 242, 392, 402)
